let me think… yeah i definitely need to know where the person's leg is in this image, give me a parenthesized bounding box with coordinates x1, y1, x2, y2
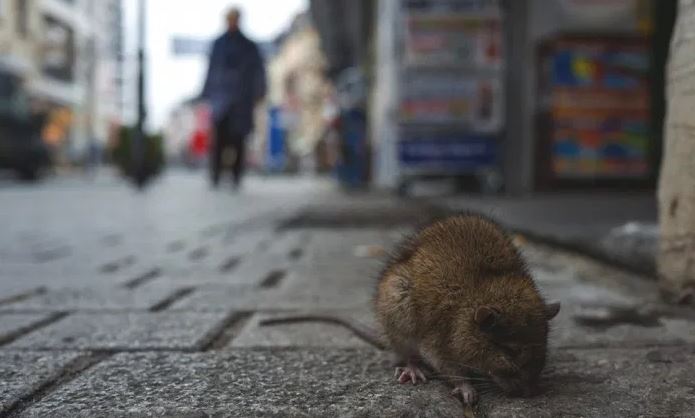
(231, 133, 246, 188)
(210, 116, 228, 187)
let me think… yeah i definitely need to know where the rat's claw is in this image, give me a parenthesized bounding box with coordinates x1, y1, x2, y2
(452, 383, 478, 405)
(395, 365, 427, 385)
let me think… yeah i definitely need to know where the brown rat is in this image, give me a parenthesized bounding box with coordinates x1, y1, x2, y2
(261, 213, 560, 405)
(376, 213, 560, 404)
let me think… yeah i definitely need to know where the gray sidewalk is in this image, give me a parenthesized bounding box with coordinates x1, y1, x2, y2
(1, 174, 692, 417)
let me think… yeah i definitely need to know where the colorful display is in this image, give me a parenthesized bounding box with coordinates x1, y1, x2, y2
(546, 38, 650, 179)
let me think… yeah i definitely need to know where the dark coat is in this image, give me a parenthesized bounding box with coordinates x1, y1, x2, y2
(201, 31, 266, 137)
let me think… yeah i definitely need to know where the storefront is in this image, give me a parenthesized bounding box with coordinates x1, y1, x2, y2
(371, 0, 675, 194)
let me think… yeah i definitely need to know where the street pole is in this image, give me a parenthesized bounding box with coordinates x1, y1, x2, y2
(132, 0, 147, 188)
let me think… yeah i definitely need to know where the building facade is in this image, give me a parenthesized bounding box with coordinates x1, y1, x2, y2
(0, 0, 123, 165)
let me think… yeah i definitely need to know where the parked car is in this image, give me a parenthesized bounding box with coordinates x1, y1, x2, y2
(0, 68, 50, 180)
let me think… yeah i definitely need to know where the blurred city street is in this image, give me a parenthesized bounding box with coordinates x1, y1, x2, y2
(2, 0, 695, 416)
(0, 170, 693, 417)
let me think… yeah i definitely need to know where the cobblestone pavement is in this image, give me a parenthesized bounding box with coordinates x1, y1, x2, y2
(1, 171, 694, 417)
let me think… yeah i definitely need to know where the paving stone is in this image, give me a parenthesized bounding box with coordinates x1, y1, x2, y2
(526, 270, 695, 348)
(480, 347, 695, 417)
(8, 312, 227, 351)
(22, 349, 464, 417)
(0, 263, 156, 289)
(161, 252, 293, 286)
(224, 253, 295, 286)
(0, 313, 54, 343)
(221, 227, 277, 253)
(231, 310, 377, 348)
(0, 351, 82, 413)
(303, 230, 398, 260)
(549, 303, 695, 349)
(262, 230, 310, 256)
(270, 265, 378, 310)
(536, 277, 639, 306)
(1, 284, 185, 311)
(167, 284, 277, 311)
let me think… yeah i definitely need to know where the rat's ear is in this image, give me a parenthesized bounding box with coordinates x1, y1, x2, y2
(475, 306, 500, 331)
(545, 302, 561, 320)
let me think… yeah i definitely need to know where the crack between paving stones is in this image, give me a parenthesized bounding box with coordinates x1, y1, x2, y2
(199, 311, 253, 351)
(1, 352, 112, 418)
(149, 287, 196, 312)
(188, 246, 209, 261)
(0, 287, 47, 306)
(224, 210, 295, 243)
(99, 254, 136, 274)
(0, 311, 69, 347)
(219, 255, 241, 273)
(122, 267, 161, 289)
(260, 270, 286, 288)
(288, 248, 304, 261)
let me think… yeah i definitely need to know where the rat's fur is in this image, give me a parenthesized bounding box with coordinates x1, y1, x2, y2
(375, 213, 560, 401)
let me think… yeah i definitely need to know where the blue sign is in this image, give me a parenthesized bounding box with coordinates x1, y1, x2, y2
(399, 135, 497, 171)
(266, 107, 286, 172)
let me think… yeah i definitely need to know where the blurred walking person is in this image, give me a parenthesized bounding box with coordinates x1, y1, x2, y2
(201, 7, 266, 188)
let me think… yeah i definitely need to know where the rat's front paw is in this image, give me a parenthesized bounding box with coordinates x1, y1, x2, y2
(395, 364, 428, 385)
(452, 382, 478, 405)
